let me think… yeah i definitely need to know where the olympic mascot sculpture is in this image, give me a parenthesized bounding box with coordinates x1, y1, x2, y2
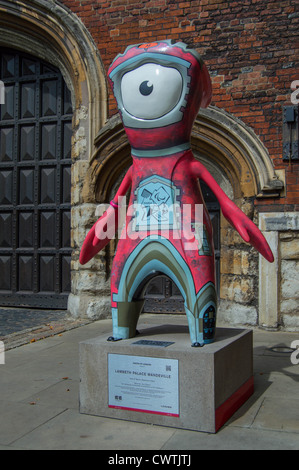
(79, 40, 274, 347)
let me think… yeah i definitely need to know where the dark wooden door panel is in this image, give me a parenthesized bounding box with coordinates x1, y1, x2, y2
(0, 49, 72, 308)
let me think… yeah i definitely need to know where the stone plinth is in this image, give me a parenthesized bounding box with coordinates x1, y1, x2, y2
(79, 324, 253, 433)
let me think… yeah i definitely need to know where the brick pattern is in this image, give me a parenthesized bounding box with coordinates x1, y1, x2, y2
(60, 0, 299, 207)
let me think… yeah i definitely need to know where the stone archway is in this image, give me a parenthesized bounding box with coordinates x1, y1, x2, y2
(83, 107, 284, 325)
(192, 107, 284, 326)
(193, 107, 284, 199)
(0, 0, 107, 149)
(0, 0, 108, 314)
(88, 107, 284, 204)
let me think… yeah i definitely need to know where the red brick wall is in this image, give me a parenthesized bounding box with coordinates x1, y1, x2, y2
(60, 0, 299, 208)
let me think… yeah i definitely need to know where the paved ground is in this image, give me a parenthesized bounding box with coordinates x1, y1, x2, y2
(0, 312, 299, 451)
(0, 307, 90, 350)
(0, 308, 71, 336)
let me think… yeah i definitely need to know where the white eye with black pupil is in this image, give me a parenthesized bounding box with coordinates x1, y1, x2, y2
(121, 63, 183, 120)
(139, 81, 154, 96)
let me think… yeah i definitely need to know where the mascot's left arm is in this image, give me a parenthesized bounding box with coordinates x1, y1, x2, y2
(191, 160, 274, 263)
(79, 166, 132, 265)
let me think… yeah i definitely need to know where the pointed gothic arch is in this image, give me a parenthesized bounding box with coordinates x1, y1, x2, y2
(86, 106, 284, 320)
(0, 0, 108, 157)
(192, 107, 284, 200)
(88, 106, 283, 204)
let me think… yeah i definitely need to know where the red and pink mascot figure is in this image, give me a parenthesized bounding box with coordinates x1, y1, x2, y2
(80, 40, 273, 347)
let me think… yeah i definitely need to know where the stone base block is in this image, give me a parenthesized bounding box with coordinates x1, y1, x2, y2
(79, 324, 253, 433)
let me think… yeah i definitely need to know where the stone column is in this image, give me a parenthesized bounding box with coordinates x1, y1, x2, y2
(258, 228, 279, 329)
(259, 212, 299, 330)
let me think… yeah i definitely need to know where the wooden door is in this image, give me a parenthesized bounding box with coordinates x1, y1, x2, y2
(0, 49, 73, 308)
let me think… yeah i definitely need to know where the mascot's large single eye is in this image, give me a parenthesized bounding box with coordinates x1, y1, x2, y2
(139, 80, 154, 96)
(121, 63, 183, 120)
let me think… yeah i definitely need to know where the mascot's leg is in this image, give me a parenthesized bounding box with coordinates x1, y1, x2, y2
(107, 239, 144, 342)
(182, 234, 217, 346)
(107, 300, 144, 342)
(184, 282, 217, 347)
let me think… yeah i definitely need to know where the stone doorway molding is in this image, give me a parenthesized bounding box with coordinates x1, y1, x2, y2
(83, 107, 285, 324)
(87, 106, 284, 204)
(193, 107, 284, 200)
(87, 105, 284, 225)
(0, 0, 108, 157)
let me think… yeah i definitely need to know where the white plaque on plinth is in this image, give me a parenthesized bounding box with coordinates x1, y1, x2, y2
(108, 353, 179, 417)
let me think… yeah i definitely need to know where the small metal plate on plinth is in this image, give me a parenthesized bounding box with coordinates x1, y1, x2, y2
(132, 339, 174, 347)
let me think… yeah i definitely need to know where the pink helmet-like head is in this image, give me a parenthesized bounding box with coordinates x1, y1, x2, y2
(108, 40, 212, 152)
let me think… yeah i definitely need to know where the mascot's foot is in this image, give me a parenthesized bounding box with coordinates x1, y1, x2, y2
(191, 342, 204, 348)
(107, 330, 140, 342)
(107, 336, 122, 342)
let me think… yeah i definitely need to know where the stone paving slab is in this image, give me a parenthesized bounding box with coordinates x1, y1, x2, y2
(0, 400, 66, 447)
(252, 397, 299, 433)
(6, 408, 176, 450)
(162, 425, 299, 450)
